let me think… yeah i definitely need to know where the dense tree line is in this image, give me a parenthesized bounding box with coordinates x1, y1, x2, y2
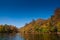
(0, 24, 18, 33)
(19, 8, 60, 34)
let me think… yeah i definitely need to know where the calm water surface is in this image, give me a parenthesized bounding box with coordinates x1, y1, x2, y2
(0, 33, 60, 40)
(0, 33, 24, 40)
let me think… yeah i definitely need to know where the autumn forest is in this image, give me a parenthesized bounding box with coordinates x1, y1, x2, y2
(19, 8, 60, 34)
(0, 8, 60, 34)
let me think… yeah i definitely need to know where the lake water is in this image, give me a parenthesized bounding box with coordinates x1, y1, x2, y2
(0, 33, 60, 40)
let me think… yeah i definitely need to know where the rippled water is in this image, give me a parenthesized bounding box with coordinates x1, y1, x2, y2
(0, 33, 60, 40)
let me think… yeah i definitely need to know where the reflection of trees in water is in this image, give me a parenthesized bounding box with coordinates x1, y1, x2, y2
(0, 33, 60, 40)
(0, 33, 17, 40)
(50, 33, 60, 40)
(22, 33, 60, 40)
(0, 33, 16, 37)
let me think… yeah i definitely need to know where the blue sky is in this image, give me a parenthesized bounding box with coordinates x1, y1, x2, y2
(0, 0, 60, 28)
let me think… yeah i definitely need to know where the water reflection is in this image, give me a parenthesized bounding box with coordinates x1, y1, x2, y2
(0, 33, 60, 40)
(22, 33, 60, 40)
(0, 33, 24, 40)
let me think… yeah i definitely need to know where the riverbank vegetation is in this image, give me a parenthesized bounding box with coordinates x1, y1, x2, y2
(0, 8, 60, 34)
(19, 8, 60, 34)
(0, 24, 18, 33)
